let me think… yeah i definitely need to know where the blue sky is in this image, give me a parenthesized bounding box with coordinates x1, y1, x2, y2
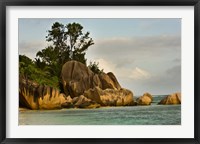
(19, 18, 180, 40)
(19, 18, 181, 95)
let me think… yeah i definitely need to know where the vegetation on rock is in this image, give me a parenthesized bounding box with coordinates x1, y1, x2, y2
(19, 55, 59, 88)
(19, 22, 102, 90)
(88, 61, 104, 74)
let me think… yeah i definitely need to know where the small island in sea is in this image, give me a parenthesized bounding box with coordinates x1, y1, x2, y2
(19, 19, 181, 125)
(19, 60, 181, 110)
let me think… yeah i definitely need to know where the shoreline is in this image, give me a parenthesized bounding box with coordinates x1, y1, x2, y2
(19, 104, 181, 111)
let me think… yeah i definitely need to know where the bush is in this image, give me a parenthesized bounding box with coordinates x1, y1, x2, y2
(19, 55, 59, 89)
(88, 61, 104, 74)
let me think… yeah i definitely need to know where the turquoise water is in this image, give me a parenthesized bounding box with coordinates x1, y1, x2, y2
(19, 96, 181, 125)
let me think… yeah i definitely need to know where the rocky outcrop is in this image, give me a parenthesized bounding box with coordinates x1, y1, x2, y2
(61, 61, 95, 98)
(158, 92, 181, 105)
(136, 92, 153, 105)
(61, 96, 73, 108)
(61, 61, 122, 98)
(61, 60, 134, 106)
(61, 95, 100, 108)
(98, 73, 120, 90)
(19, 60, 134, 109)
(84, 87, 134, 106)
(107, 72, 121, 90)
(73, 95, 101, 108)
(19, 79, 67, 110)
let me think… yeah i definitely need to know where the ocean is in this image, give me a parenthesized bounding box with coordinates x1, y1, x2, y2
(19, 95, 181, 125)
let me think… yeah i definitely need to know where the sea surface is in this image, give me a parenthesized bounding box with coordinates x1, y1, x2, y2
(19, 95, 181, 125)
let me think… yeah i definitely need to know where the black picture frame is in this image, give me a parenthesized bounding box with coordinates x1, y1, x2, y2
(0, 0, 200, 143)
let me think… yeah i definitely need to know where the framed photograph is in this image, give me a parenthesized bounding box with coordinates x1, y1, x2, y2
(0, 0, 199, 143)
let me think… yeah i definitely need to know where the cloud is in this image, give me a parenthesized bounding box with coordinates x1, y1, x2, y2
(130, 67, 151, 80)
(87, 35, 181, 68)
(133, 65, 181, 95)
(91, 57, 151, 80)
(173, 58, 181, 63)
(115, 59, 135, 68)
(85, 35, 181, 95)
(91, 57, 181, 95)
(94, 58, 116, 73)
(165, 65, 181, 81)
(94, 35, 180, 52)
(19, 41, 48, 59)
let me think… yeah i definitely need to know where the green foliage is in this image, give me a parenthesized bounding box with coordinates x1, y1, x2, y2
(19, 55, 59, 88)
(35, 46, 62, 77)
(88, 61, 104, 74)
(19, 55, 34, 80)
(19, 22, 101, 91)
(19, 55, 33, 65)
(44, 22, 94, 65)
(36, 22, 94, 79)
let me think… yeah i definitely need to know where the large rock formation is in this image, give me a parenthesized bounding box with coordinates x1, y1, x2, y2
(19, 79, 67, 110)
(19, 60, 134, 109)
(136, 92, 153, 105)
(98, 73, 121, 90)
(61, 61, 122, 97)
(84, 87, 134, 106)
(158, 92, 181, 105)
(61, 60, 134, 106)
(61, 61, 95, 98)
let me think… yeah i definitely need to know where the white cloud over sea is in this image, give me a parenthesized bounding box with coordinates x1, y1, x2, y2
(86, 35, 181, 95)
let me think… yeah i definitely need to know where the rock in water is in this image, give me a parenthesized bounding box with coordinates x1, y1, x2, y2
(136, 92, 153, 105)
(61, 60, 134, 106)
(158, 92, 181, 105)
(19, 79, 67, 110)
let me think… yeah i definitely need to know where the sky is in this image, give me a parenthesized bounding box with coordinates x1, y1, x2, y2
(19, 18, 181, 96)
